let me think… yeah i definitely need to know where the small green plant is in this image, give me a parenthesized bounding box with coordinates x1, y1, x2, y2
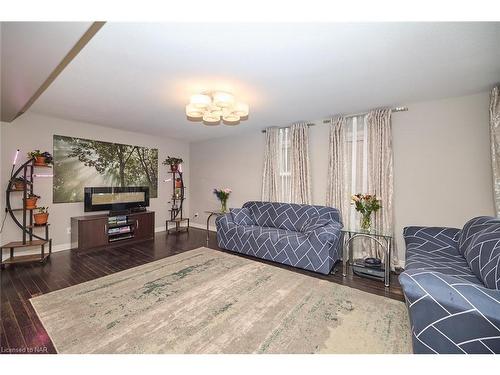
(162, 156, 183, 166)
(27, 193, 41, 199)
(36, 206, 49, 214)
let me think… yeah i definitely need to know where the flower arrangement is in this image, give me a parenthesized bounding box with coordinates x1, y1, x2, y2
(351, 193, 382, 230)
(213, 188, 232, 213)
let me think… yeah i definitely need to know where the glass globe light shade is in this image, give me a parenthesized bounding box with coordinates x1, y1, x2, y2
(203, 112, 221, 126)
(185, 104, 203, 119)
(213, 91, 235, 108)
(222, 112, 240, 124)
(207, 104, 223, 117)
(232, 102, 249, 117)
(190, 94, 211, 108)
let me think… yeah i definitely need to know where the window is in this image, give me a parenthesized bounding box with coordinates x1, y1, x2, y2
(344, 115, 369, 227)
(278, 128, 291, 203)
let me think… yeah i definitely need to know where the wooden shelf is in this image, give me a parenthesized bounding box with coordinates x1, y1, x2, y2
(26, 223, 50, 229)
(1, 239, 48, 249)
(33, 164, 52, 168)
(166, 218, 189, 223)
(2, 253, 50, 265)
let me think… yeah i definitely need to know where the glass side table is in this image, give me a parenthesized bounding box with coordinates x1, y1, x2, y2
(204, 210, 227, 243)
(341, 227, 393, 287)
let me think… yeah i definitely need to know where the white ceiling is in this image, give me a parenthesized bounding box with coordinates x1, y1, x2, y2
(29, 22, 500, 142)
(0, 22, 92, 121)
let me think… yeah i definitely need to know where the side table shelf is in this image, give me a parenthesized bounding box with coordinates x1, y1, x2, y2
(341, 228, 393, 287)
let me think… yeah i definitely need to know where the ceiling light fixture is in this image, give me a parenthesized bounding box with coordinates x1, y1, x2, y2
(186, 91, 249, 126)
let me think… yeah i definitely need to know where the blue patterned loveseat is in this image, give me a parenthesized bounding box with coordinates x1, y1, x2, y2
(399, 216, 500, 354)
(215, 201, 343, 275)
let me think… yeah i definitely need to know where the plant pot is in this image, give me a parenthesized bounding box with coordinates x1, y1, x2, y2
(24, 197, 38, 209)
(13, 181, 26, 190)
(34, 156, 47, 166)
(170, 164, 178, 172)
(34, 213, 49, 225)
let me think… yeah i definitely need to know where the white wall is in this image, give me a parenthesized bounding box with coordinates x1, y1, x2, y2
(0, 113, 189, 256)
(189, 92, 495, 264)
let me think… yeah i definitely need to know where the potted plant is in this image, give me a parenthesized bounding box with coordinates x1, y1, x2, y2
(28, 150, 53, 166)
(12, 177, 27, 190)
(213, 188, 232, 213)
(351, 193, 382, 231)
(24, 194, 40, 209)
(163, 156, 183, 172)
(34, 206, 49, 225)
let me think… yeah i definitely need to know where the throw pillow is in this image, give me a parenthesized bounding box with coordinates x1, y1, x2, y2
(464, 224, 500, 289)
(458, 216, 500, 256)
(230, 207, 255, 225)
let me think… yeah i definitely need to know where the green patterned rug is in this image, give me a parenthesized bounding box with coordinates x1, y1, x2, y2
(30, 247, 412, 353)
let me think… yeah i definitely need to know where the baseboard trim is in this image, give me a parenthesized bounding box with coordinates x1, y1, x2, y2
(190, 222, 217, 232)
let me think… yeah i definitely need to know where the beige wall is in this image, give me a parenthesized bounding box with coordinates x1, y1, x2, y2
(189, 92, 495, 265)
(0, 113, 189, 257)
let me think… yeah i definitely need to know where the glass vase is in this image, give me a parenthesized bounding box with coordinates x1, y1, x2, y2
(220, 199, 228, 213)
(360, 213, 372, 231)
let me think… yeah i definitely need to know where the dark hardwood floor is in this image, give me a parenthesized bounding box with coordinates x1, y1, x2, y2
(0, 227, 403, 354)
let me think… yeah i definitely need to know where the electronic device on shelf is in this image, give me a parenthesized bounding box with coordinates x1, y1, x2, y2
(364, 257, 382, 268)
(84, 186, 149, 212)
(352, 258, 385, 281)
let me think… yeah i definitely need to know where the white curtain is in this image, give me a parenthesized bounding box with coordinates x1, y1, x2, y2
(326, 116, 347, 220)
(367, 108, 397, 267)
(261, 127, 280, 202)
(326, 111, 397, 267)
(490, 86, 500, 216)
(290, 123, 312, 204)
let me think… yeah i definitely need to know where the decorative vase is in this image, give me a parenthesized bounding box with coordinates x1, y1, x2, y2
(34, 156, 47, 166)
(13, 181, 25, 190)
(360, 213, 372, 231)
(220, 199, 228, 213)
(25, 197, 38, 209)
(34, 213, 49, 225)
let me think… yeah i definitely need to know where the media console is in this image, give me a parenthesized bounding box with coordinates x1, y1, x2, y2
(71, 211, 155, 251)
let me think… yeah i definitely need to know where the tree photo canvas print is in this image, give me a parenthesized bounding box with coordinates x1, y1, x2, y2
(53, 135, 158, 203)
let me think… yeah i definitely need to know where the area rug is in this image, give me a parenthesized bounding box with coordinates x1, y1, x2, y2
(30, 247, 412, 353)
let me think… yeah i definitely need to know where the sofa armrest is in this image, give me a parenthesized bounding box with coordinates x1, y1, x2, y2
(215, 213, 235, 229)
(306, 223, 342, 244)
(399, 269, 500, 353)
(403, 226, 461, 250)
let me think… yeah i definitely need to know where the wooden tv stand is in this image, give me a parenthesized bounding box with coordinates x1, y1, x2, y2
(71, 211, 155, 251)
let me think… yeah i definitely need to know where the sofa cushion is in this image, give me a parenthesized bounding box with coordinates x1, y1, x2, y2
(243, 201, 341, 233)
(458, 216, 500, 256)
(405, 250, 483, 285)
(464, 225, 500, 289)
(230, 207, 255, 225)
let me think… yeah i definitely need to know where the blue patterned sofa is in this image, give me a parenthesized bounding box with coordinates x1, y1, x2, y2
(399, 216, 500, 354)
(215, 201, 343, 274)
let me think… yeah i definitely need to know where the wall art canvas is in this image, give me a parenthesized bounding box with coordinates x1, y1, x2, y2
(53, 135, 158, 203)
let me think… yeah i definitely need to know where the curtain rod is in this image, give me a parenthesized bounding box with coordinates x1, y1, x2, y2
(261, 106, 408, 133)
